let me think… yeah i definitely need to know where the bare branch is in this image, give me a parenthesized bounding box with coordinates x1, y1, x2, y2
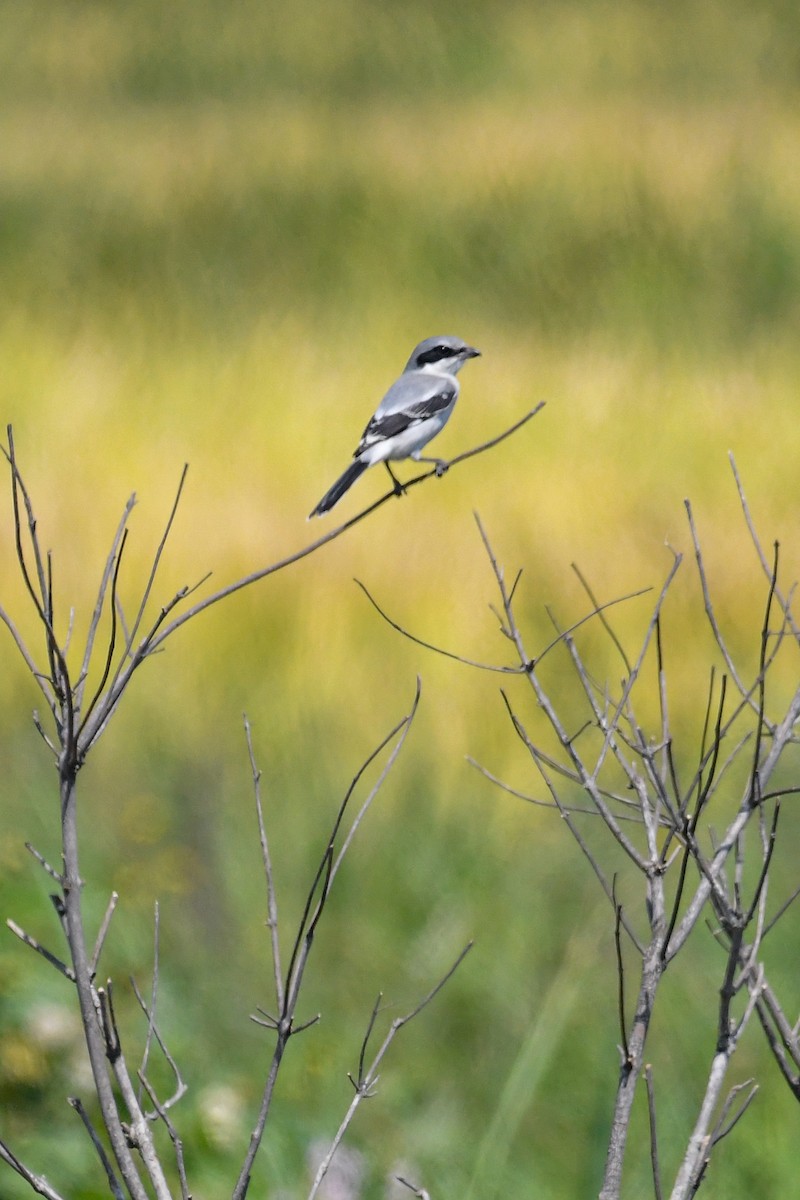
(0, 1138, 67, 1200)
(245, 715, 284, 1017)
(666, 685, 800, 961)
(234, 690, 422, 1200)
(466, 755, 646, 821)
(137, 1073, 190, 1200)
(89, 891, 119, 977)
(355, 579, 521, 673)
(396, 1176, 432, 1200)
(446, 401, 545, 467)
(742, 801, 780, 932)
(6, 919, 75, 981)
(762, 880, 800, 941)
(137, 902, 161, 1107)
(729, 452, 800, 641)
(232, 1039, 287, 1200)
(330, 678, 421, 884)
(76, 528, 129, 737)
(25, 842, 63, 884)
(477, 514, 679, 874)
(31, 710, 58, 755)
(5, 428, 52, 635)
(0, 602, 56, 712)
(670, 967, 763, 1200)
(73, 406, 540, 753)
(612, 878, 631, 1069)
(502, 706, 644, 952)
(351, 994, 383, 1091)
(711, 1079, 759, 1146)
(130, 976, 187, 1114)
(74, 496, 136, 715)
(753, 982, 800, 1098)
(125, 463, 189, 657)
(644, 1066, 663, 1200)
(308, 943, 473, 1200)
(356, 576, 652, 678)
(684, 498, 754, 707)
(746, 541, 779, 812)
(67, 1097, 125, 1200)
(147, 406, 542, 658)
(5, 430, 77, 758)
(571, 561, 633, 675)
(97, 984, 173, 1200)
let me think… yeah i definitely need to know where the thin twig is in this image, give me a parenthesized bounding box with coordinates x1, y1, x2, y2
(684, 498, 752, 706)
(68, 1097, 126, 1200)
(356, 577, 651, 677)
(5, 431, 77, 760)
(354, 579, 521, 673)
(466, 756, 648, 822)
(612, 877, 630, 1069)
(284, 714, 408, 1016)
(762, 880, 800, 941)
(396, 1176, 431, 1200)
(729, 452, 800, 641)
(644, 1066, 663, 1200)
(97, 984, 173, 1200)
(711, 1079, 759, 1145)
(0, 1138, 68, 1200)
(25, 842, 63, 884)
(138, 1073, 191, 1200)
(245, 715, 284, 1017)
(6, 919, 75, 981)
(307, 943, 473, 1200)
(90, 892, 119, 977)
(130, 977, 187, 1113)
(124, 463, 190, 658)
(0, 603, 56, 711)
(350, 994, 384, 1091)
(330, 678, 421, 883)
(499, 709, 644, 951)
(746, 542, 779, 812)
(572, 561, 633, 675)
(75, 496, 136, 715)
(137, 902, 161, 1106)
(77, 528, 129, 737)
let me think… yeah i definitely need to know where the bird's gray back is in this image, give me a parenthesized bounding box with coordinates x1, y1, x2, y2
(356, 369, 459, 454)
(374, 370, 459, 418)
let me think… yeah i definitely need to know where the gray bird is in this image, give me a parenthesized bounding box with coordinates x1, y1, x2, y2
(309, 335, 481, 518)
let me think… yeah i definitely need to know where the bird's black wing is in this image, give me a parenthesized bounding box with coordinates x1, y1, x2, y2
(359, 384, 456, 448)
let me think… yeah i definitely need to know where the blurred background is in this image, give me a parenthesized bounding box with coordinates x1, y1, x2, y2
(1, 1, 800, 1196)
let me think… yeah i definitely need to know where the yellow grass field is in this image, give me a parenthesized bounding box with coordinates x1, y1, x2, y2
(2, 3, 799, 1196)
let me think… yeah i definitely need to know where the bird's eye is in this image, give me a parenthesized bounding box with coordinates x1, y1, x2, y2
(417, 344, 453, 365)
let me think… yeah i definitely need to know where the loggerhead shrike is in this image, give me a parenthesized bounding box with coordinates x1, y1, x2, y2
(309, 334, 481, 518)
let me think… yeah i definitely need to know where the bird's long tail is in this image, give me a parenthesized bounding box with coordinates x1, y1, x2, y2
(308, 458, 369, 518)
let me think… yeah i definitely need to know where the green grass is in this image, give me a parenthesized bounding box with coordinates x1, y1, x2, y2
(2, 2, 800, 1196)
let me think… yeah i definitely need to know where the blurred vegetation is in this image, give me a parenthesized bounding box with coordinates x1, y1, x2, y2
(1, 0, 800, 1196)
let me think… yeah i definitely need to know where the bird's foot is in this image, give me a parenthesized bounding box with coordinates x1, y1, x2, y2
(415, 455, 450, 477)
(385, 464, 406, 496)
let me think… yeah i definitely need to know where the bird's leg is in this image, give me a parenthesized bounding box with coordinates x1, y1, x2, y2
(384, 462, 406, 495)
(414, 455, 449, 477)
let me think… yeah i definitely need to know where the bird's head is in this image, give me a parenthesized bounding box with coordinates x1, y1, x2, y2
(404, 335, 481, 376)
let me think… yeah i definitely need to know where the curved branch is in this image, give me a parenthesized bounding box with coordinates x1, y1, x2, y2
(354, 574, 651, 677)
(146, 403, 544, 654)
(77, 405, 542, 750)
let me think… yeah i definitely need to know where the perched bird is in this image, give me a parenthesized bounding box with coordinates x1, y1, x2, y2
(309, 335, 481, 518)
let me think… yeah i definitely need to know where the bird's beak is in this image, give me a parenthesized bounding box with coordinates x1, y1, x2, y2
(463, 346, 481, 359)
